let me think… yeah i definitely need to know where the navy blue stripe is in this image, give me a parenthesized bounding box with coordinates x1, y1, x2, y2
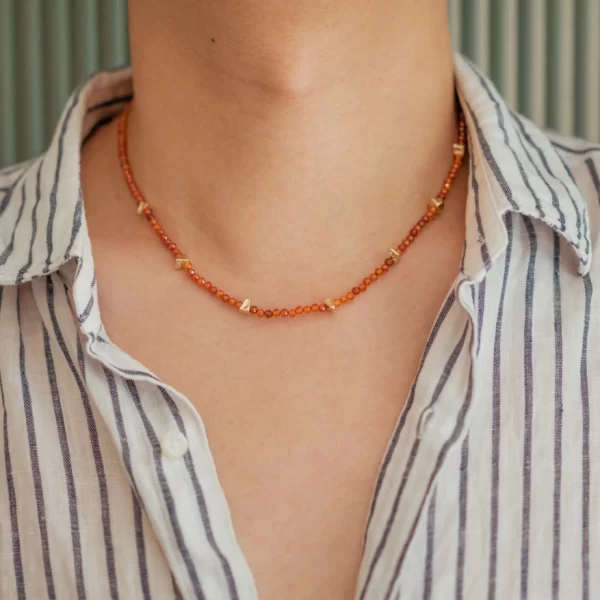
(76, 274, 97, 324)
(585, 158, 600, 198)
(133, 495, 152, 600)
(468, 66, 546, 219)
(78, 294, 95, 324)
(520, 216, 538, 600)
(76, 334, 87, 383)
(0, 367, 26, 600)
(510, 113, 566, 231)
(17, 290, 57, 600)
(488, 212, 514, 600)
(42, 325, 87, 599)
(423, 489, 437, 600)
(551, 141, 600, 156)
(75, 252, 86, 280)
(125, 380, 206, 600)
(476, 279, 486, 354)
(103, 368, 143, 502)
(44, 87, 84, 274)
(550, 151, 588, 255)
(363, 290, 457, 548)
(456, 435, 469, 600)
(465, 127, 492, 269)
(15, 161, 44, 284)
(361, 320, 470, 599)
(462, 99, 519, 211)
(581, 274, 593, 600)
(551, 231, 563, 600)
(0, 182, 27, 266)
(383, 324, 476, 600)
(45, 275, 118, 598)
(64, 188, 83, 260)
(159, 388, 240, 600)
(103, 368, 151, 599)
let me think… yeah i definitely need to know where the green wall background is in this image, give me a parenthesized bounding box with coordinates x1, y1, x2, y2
(1, 0, 599, 168)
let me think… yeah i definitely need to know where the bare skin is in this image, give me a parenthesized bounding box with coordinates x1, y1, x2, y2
(80, 1, 467, 598)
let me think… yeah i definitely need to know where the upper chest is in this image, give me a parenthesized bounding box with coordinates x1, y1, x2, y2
(91, 258, 458, 600)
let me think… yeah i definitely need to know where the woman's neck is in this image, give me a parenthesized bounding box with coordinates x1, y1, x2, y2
(125, 0, 458, 276)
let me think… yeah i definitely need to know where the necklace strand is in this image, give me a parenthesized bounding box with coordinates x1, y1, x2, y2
(118, 103, 466, 319)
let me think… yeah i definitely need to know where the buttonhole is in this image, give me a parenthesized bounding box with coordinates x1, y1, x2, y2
(417, 407, 435, 438)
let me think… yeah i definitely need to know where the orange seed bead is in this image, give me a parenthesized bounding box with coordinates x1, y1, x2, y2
(119, 105, 465, 323)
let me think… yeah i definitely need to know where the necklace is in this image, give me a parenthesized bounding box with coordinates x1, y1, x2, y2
(118, 103, 466, 319)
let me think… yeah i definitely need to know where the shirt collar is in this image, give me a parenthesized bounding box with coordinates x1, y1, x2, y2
(0, 55, 591, 297)
(454, 54, 591, 279)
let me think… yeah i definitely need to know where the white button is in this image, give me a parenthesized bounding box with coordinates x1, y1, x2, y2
(161, 430, 189, 458)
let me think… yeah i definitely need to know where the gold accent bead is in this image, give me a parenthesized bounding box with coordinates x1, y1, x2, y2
(239, 299, 251, 314)
(324, 298, 336, 312)
(388, 248, 401, 263)
(428, 197, 444, 212)
(136, 201, 149, 216)
(453, 143, 465, 157)
(175, 256, 190, 270)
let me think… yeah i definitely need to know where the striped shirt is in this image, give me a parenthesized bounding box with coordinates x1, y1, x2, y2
(1, 53, 600, 600)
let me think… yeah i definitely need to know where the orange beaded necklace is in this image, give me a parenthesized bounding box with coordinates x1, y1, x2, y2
(118, 103, 466, 319)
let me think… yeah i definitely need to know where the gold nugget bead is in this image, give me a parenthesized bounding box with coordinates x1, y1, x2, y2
(239, 299, 251, 314)
(118, 100, 467, 321)
(324, 298, 336, 312)
(428, 197, 444, 213)
(175, 256, 190, 270)
(453, 143, 465, 157)
(388, 248, 401, 263)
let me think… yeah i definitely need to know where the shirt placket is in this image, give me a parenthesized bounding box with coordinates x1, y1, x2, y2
(83, 333, 261, 600)
(356, 276, 479, 600)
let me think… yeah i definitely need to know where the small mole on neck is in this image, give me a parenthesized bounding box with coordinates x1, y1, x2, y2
(211, 37, 215, 43)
